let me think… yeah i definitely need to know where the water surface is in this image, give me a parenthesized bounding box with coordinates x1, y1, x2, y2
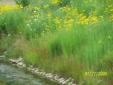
(0, 63, 58, 85)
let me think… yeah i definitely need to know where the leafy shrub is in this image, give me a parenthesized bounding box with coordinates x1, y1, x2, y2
(58, 0, 70, 6)
(15, 0, 30, 7)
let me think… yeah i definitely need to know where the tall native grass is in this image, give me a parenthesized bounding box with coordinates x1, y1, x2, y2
(0, 10, 25, 34)
(0, 0, 113, 85)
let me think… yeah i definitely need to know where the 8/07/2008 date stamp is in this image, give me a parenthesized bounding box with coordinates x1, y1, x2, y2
(85, 72, 107, 76)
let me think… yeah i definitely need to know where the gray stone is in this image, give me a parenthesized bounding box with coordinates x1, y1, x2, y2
(0, 55, 5, 58)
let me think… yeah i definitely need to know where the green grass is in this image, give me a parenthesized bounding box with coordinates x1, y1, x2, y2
(0, 0, 113, 85)
(0, 10, 25, 34)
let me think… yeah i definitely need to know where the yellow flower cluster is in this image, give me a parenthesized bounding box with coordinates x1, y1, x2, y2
(63, 6, 71, 12)
(54, 17, 60, 24)
(34, 6, 40, 11)
(0, 4, 21, 13)
(43, 1, 113, 31)
(50, 0, 58, 4)
(47, 13, 51, 18)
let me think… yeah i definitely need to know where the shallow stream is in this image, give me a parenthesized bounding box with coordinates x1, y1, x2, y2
(0, 62, 58, 85)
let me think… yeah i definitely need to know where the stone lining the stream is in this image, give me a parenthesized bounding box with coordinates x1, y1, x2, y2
(0, 55, 5, 58)
(9, 57, 76, 85)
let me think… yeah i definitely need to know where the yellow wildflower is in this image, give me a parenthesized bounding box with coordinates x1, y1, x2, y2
(54, 17, 60, 24)
(63, 6, 71, 12)
(84, 18, 89, 24)
(89, 0, 92, 2)
(34, 7, 40, 11)
(69, 19, 74, 22)
(51, 0, 58, 4)
(98, 40, 102, 44)
(67, 8, 71, 11)
(110, 9, 113, 11)
(64, 20, 68, 24)
(110, 15, 113, 21)
(67, 23, 72, 27)
(108, 35, 112, 39)
(47, 13, 51, 18)
(44, 4, 49, 8)
(91, 16, 98, 22)
(108, 4, 112, 8)
(0, 5, 21, 13)
(99, 16, 103, 19)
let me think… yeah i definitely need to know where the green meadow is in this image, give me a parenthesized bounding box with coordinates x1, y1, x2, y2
(0, 0, 113, 85)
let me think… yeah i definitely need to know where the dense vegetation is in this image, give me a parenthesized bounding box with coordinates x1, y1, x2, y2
(0, 0, 113, 85)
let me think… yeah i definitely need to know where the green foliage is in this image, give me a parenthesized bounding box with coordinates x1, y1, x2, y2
(23, 50, 38, 66)
(0, 35, 13, 55)
(49, 37, 62, 56)
(0, 10, 26, 35)
(15, 0, 31, 7)
(6, 46, 22, 59)
(29, 20, 46, 36)
(0, 81, 6, 85)
(58, 0, 70, 6)
(82, 21, 113, 67)
(48, 27, 87, 56)
(0, 35, 23, 59)
(48, 20, 113, 69)
(0, 0, 113, 85)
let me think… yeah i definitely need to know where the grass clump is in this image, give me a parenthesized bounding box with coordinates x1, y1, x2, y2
(0, 0, 113, 85)
(0, 10, 26, 35)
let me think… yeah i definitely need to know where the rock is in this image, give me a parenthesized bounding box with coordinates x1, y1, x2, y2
(41, 72, 46, 76)
(68, 82, 73, 85)
(0, 55, 5, 58)
(35, 71, 40, 74)
(27, 67, 31, 71)
(58, 78, 65, 84)
(54, 75, 60, 81)
(31, 68, 36, 72)
(8, 57, 76, 85)
(97, 80, 103, 84)
(34, 69, 38, 73)
(63, 78, 72, 85)
(9, 59, 18, 64)
(17, 57, 23, 62)
(17, 62, 23, 66)
(68, 82, 76, 85)
(45, 73, 53, 78)
(9, 57, 23, 64)
(22, 64, 26, 67)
